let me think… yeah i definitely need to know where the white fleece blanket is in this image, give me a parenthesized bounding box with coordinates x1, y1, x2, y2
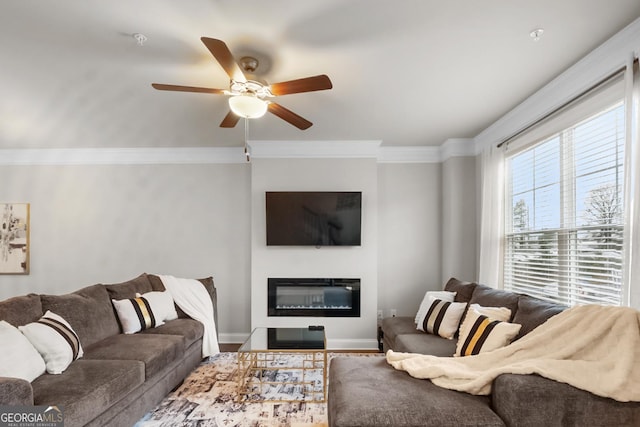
(387, 304, 640, 402)
(159, 275, 220, 358)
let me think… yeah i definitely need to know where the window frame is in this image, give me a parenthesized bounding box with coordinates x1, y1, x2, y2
(503, 101, 625, 307)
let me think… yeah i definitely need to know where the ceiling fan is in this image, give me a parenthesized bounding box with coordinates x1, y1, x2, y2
(152, 37, 333, 130)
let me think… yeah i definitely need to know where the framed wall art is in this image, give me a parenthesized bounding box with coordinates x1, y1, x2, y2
(0, 203, 30, 274)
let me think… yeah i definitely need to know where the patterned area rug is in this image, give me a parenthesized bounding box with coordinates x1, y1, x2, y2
(135, 352, 383, 427)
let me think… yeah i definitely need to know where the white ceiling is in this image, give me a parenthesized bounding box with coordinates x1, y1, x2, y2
(2, 0, 640, 149)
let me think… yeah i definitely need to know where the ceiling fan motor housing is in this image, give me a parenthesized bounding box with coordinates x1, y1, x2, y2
(230, 80, 273, 99)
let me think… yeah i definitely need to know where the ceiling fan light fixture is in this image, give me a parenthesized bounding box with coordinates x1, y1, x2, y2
(228, 94, 268, 118)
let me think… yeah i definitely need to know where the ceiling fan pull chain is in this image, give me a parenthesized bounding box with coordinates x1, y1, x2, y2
(244, 118, 251, 162)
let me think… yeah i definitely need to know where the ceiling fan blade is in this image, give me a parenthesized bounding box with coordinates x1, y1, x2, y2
(151, 83, 225, 94)
(269, 74, 333, 96)
(200, 37, 246, 83)
(268, 102, 313, 130)
(220, 111, 241, 128)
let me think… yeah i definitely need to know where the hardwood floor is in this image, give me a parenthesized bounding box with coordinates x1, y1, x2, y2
(219, 343, 241, 352)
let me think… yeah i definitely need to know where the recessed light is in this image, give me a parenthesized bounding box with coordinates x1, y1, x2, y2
(530, 28, 544, 42)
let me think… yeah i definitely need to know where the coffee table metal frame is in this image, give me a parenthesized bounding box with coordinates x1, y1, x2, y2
(237, 327, 327, 403)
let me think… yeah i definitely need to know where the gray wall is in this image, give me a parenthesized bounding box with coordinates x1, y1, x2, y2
(0, 155, 477, 341)
(441, 156, 477, 283)
(377, 163, 443, 318)
(0, 164, 252, 343)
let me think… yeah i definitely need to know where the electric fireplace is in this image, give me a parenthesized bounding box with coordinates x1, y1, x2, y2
(268, 278, 361, 317)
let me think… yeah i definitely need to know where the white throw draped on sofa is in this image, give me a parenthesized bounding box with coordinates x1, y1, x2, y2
(387, 304, 640, 402)
(159, 274, 220, 357)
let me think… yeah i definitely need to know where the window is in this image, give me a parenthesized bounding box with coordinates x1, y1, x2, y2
(504, 102, 625, 306)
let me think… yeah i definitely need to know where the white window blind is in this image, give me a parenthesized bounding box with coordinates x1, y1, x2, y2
(504, 101, 625, 306)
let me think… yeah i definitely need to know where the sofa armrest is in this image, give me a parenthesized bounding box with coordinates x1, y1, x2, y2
(0, 377, 34, 406)
(492, 374, 640, 426)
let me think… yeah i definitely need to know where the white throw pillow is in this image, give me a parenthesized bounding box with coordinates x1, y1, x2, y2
(468, 303, 512, 322)
(135, 291, 178, 322)
(0, 320, 46, 381)
(112, 296, 164, 334)
(414, 291, 457, 324)
(20, 311, 84, 374)
(416, 297, 466, 339)
(455, 307, 522, 357)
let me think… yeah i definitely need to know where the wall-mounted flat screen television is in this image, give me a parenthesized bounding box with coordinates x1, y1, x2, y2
(266, 191, 362, 246)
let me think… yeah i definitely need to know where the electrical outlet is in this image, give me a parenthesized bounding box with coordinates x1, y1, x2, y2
(390, 309, 397, 317)
(377, 310, 383, 320)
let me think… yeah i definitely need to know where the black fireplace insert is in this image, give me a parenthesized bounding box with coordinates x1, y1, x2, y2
(268, 278, 361, 317)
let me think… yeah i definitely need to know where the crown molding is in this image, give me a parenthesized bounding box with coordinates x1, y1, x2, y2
(247, 140, 382, 159)
(0, 139, 479, 165)
(474, 17, 640, 151)
(377, 146, 441, 163)
(439, 138, 476, 161)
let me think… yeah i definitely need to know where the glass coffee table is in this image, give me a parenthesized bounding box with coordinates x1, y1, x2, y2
(237, 327, 327, 402)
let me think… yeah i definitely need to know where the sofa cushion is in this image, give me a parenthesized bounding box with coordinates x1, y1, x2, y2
(0, 320, 46, 382)
(381, 316, 420, 346)
(82, 333, 184, 378)
(443, 277, 476, 303)
(469, 284, 520, 322)
(147, 275, 217, 323)
(328, 357, 505, 427)
(137, 290, 178, 322)
(470, 303, 512, 322)
(19, 310, 84, 374)
(0, 377, 33, 406)
(414, 290, 456, 324)
(139, 318, 204, 348)
(32, 359, 144, 427)
(512, 295, 566, 340)
(40, 284, 120, 349)
(455, 307, 521, 356)
(417, 298, 466, 339)
(493, 374, 640, 427)
(0, 293, 43, 327)
(104, 273, 154, 300)
(395, 333, 457, 356)
(111, 296, 162, 334)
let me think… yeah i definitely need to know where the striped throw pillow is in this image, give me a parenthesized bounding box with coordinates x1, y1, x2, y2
(414, 291, 457, 324)
(19, 311, 84, 374)
(112, 296, 163, 334)
(469, 303, 512, 322)
(455, 307, 522, 357)
(416, 297, 466, 339)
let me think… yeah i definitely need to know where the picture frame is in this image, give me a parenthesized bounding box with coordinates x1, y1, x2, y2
(0, 203, 30, 274)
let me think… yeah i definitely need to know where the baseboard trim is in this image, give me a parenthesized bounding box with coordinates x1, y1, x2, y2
(219, 332, 250, 344)
(326, 338, 379, 351)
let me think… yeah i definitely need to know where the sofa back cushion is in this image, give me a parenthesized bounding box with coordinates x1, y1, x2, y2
(0, 293, 43, 327)
(40, 284, 120, 348)
(512, 295, 566, 340)
(147, 274, 217, 318)
(469, 284, 520, 322)
(147, 274, 218, 338)
(104, 273, 154, 301)
(443, 278, 476, 303)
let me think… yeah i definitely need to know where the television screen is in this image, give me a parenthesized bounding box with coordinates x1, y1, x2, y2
(266, 191, 362, 246)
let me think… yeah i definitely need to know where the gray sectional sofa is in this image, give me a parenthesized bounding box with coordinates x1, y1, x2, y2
(328, 278, 640, 426)
(0, 273, 217, 427)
